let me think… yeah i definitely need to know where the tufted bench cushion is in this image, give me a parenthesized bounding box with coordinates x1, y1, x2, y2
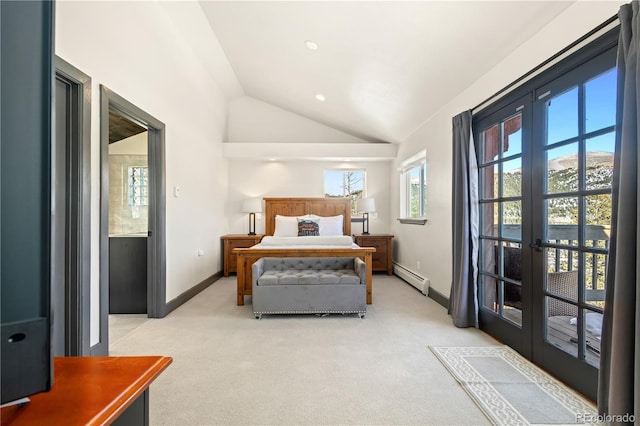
(256, 257, 361, 286)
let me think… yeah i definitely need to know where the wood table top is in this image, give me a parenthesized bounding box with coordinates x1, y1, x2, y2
(1, 355, 172, 426)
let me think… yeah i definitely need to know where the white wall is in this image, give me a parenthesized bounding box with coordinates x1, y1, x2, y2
(391, 1, 623, 298)
(228, 96, 369, 143)
(227, 160, 392, 235)
(56, 0, 236, 345)
(108, 132, 148, 155)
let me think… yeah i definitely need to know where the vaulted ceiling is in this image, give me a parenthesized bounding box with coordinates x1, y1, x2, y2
(199, 1, 575, 144)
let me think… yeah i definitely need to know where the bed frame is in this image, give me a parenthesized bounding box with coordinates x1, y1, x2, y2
(234, 197, 375, 306)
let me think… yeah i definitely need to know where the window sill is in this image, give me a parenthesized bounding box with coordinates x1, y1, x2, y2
(397, 218, 427, 225)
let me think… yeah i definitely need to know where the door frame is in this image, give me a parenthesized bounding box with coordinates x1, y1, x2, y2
(54, 57, 92, 356)
(95, 85, 166, 356)
(472, 26, 619, 401)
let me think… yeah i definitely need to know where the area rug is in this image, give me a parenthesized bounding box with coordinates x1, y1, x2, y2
(429, 346, 598, 425)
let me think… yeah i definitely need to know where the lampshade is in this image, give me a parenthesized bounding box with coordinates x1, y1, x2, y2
(242, 198, 262, 213)
(356, 198, 376, 213)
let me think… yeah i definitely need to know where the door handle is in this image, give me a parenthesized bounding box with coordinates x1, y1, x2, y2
(529, 238, 543, 252)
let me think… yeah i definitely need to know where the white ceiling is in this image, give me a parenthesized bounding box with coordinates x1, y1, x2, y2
(200, 1, 574, 144)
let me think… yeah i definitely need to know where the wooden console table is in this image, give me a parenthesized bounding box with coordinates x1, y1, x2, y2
(1, 356, 172, 425)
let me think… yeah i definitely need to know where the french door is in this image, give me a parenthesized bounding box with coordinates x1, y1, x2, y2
(475, 41, 617, 400)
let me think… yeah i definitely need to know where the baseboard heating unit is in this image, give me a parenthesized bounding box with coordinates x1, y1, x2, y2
(393, 263, 429, 295)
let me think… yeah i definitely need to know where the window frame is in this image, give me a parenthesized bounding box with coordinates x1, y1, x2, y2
(399, 150, 427, 224)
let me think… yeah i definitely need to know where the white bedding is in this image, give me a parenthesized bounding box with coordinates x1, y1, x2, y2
(257, 235, 355, 247)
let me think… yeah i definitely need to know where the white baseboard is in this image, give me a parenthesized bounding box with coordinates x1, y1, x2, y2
(393, 263, 429, 295)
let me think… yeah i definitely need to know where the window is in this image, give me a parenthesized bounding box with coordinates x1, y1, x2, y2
(399, 150, 427, 222)
(128, 166, 148, 206)
(324, 169, 365, 213)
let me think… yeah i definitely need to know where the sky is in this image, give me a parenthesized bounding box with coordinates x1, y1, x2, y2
(324, 170, 364, 197)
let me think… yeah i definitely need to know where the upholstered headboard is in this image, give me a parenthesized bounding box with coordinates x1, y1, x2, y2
(263, 197, 352, 236)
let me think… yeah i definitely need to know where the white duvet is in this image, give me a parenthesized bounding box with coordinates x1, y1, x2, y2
(257, 235, 355, 247)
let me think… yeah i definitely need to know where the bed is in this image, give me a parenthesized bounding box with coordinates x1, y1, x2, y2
(233, 197, 375, 306)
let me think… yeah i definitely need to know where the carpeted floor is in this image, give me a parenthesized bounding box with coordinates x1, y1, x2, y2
(110, 275, 500, 425)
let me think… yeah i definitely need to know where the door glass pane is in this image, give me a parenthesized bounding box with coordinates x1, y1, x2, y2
(503, 243, 523, 327)
(502, 201, 521, 239)
(480, 164, 498, 199)
(582, 309, 603, 367)
(503, 243, 522, 281)
(586, 134, 615, 190)
(503, 285, 522, 326)
(546, 297, 578, 358)
(547, 87, 579, 144)
(585, 194, 611, 247)
(546, 271, 578, 303)
(503, 114, 522, 157)
(585, 252, 607, 309)
(546, 143, 578, 194)
(546, 247, 579, 274)
(585, 68, 617, 133)
(503, 158, 521, 197)
(481, 124, 500, 163)
(480, 274, 498, 312)
(480, 239, 498, 273)
(480, 203, 499, 237)
(547, 197, 579, 244)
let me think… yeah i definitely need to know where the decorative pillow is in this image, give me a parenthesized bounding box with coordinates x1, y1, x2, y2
(274, 215, 299, 237)
(318, 215, 343, 236)
(297, 219, 320, 236)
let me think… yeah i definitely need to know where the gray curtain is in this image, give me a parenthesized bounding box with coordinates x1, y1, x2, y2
(598, 1, 639, 421)
(449, 110, 479, 328)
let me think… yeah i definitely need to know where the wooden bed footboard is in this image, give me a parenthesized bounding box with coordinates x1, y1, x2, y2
(233, 247, 375, 306)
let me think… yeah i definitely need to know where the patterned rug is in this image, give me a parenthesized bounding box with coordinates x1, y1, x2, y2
(430, 346, 598, 425)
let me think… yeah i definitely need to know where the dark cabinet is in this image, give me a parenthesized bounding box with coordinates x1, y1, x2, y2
(109, 236, 147, 314)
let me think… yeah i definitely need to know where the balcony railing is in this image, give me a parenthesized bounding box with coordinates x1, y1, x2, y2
(485, 224, 609, 305)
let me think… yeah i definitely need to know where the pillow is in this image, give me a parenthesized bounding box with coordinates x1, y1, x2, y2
(273, 215, 299, 237)
(318, 215, 343, 236)
(297, 219, 320, 236)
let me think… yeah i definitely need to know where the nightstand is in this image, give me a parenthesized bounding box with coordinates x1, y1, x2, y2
(353, 234, 394, 275)
(221, 234, 264, 277)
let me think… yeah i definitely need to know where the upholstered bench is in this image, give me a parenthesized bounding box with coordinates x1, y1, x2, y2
(251, 257, 367, 319)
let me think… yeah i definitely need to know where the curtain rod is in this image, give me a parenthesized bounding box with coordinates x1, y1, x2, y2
(471, 13, 619, 114)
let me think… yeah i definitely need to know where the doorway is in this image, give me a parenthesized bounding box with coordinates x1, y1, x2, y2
(96, 85, 166, 356)
(474, 32, 617, 400)
(51, 57, 92, 357)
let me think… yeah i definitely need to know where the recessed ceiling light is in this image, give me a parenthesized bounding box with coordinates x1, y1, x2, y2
(305, 40, 318, 50)
(315, 94, 326, 102)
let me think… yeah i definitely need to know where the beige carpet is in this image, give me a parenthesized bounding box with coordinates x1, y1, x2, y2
(110, 275, 501, 425)
(430, 346, 597, 425)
